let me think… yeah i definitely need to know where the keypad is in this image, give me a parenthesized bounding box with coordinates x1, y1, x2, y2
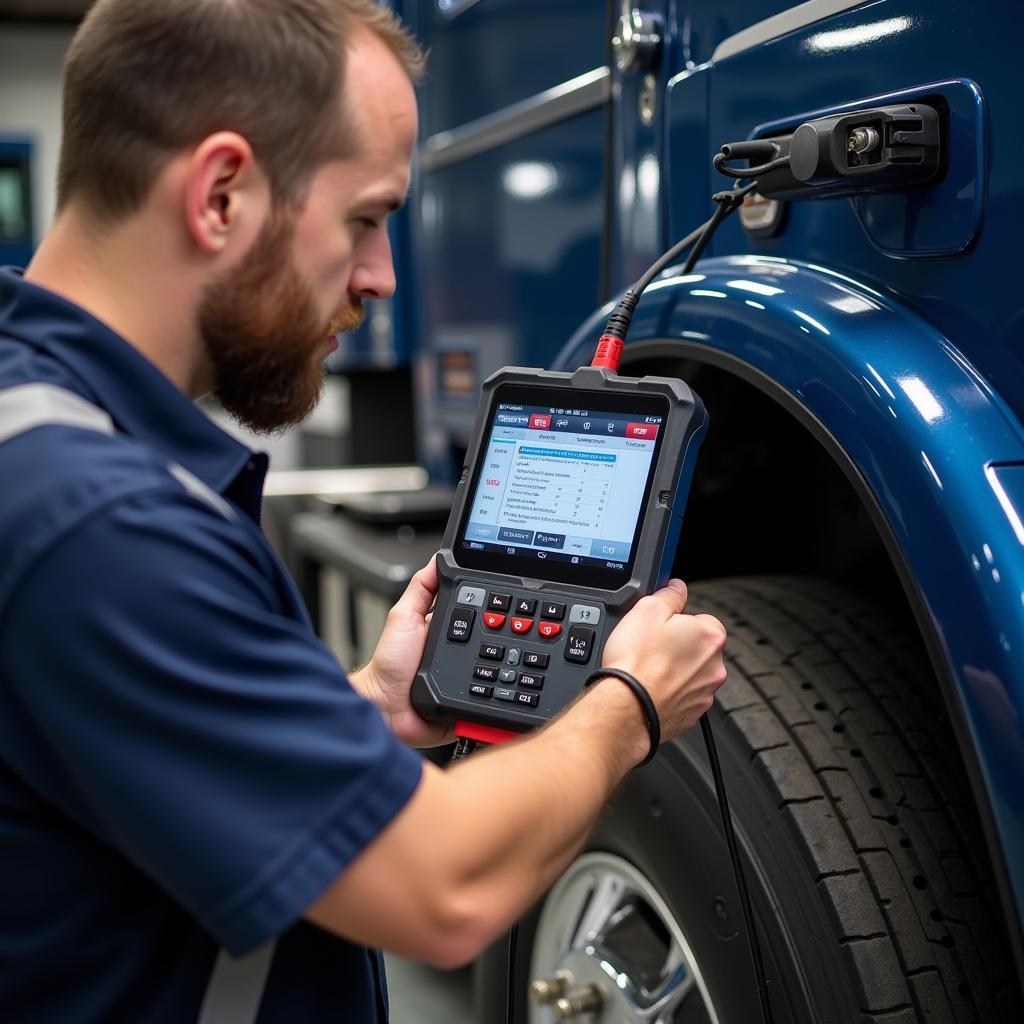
(443, 590, 606, 713)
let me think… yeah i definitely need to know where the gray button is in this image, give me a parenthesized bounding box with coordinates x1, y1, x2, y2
(505, 647, 521, 666)
(494, 687, 516, 702)
(457, 585, 486, 608)
(569, 604, 602, 625)
(499, 668, 516, 683)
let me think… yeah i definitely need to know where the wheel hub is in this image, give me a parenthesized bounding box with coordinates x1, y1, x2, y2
(528, 852, 720, 1024)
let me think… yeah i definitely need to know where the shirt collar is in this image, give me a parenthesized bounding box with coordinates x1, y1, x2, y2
(0, 267, 267, 513)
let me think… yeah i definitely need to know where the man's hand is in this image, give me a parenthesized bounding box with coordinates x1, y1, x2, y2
(350, 557, 454, 747)
(597, 578, 728, 756)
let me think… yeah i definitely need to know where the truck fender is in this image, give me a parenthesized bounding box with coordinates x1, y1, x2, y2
(553, 254, 1024, 971)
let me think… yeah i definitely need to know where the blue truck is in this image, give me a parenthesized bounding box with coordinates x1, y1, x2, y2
(322, 1, 1024, 1019)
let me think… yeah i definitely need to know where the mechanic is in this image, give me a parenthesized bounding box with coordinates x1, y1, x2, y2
(0, 1, 729, 1021)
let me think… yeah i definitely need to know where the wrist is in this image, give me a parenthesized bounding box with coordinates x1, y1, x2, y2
(563, 677, 651, 772)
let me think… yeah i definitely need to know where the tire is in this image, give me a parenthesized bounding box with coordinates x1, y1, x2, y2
(492, 577, 1023, 1023)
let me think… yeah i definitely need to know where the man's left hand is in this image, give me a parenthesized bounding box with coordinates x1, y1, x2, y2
(350, 556, 454, 747)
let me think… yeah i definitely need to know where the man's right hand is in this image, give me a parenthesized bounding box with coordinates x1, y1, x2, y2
(597, 578, 728, 747)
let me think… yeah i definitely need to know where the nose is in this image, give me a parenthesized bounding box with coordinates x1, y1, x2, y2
(349, 226, 396, 300)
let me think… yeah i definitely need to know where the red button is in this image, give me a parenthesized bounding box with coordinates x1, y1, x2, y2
(529, 413, 552, 430)
(510, 617, 533, 635)
(538, 622, 562, 639)
(483, 612, 506, 630)
(626, 422, 659, 439)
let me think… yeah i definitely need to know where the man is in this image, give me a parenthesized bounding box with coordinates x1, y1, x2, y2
(0, 1, 728, 1021)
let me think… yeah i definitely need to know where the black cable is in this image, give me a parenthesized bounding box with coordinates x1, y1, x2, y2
(506, 922, 518, 1024)
(700, 714, 774, 1023)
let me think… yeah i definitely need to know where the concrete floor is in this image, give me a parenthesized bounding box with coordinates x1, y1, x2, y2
(385, 955, 475, 1023)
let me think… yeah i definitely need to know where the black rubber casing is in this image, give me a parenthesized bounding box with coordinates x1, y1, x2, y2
(412, 365, 707, 734)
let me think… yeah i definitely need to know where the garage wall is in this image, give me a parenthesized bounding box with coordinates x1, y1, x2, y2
(0, 24, 74, 241)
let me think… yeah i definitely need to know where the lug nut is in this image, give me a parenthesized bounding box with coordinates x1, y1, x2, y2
(848, 126, 880, 154)
(529, 969, 574, 1005)
(552, 984, 605, 1020)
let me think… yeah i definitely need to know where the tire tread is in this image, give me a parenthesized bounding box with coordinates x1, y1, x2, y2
(690, 576, 1021, 1023)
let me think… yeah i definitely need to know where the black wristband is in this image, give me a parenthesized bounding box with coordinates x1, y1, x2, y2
(584, 668, 661, 768)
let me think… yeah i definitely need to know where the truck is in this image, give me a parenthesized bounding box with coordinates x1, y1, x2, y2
(314, 0, 1024, 1020)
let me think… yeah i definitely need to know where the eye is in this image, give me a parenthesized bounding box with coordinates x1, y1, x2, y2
(357, 216, 382, 231)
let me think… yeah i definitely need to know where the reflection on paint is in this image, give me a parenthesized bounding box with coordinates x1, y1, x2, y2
(985, 466, 1024, 545)
(804, 17, 913, 54)
(502, 161, 560, 200)
(921, 451, 943, 490)
(898, 376, 945, 423)
(727, 279, 784, 297)
(794, 309, 830, 335)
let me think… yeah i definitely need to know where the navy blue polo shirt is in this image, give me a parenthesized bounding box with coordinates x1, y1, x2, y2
(0, 268, 423, 1022)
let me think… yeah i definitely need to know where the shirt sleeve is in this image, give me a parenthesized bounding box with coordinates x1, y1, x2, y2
(0, 487, 423, 955)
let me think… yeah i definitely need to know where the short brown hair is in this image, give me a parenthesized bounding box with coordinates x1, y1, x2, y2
(57, 0, 425, 221)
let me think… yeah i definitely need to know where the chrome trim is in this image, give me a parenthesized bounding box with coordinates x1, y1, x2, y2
(712, 0, 871, 63)
(420, 67, 611, 174)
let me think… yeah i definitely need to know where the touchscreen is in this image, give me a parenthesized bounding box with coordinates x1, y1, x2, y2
(461, 400, 663, 572)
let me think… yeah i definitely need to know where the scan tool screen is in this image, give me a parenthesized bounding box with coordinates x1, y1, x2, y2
(457, 385, 667, 589)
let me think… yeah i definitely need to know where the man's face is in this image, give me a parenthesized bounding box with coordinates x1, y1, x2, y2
(199, 30, 418, 434)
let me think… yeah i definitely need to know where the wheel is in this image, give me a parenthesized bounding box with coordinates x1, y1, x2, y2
(492, 577, 1022, 1023)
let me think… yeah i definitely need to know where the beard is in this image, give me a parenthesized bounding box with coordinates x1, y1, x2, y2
(198, 209, 365, 434)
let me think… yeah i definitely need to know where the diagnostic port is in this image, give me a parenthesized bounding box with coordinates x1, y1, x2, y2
(756, 102, 941, 201)
(847, 125, 881, 158)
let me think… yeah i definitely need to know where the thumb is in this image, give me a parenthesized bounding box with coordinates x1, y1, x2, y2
(394, 555, 439, 620)
(645, 578, 688, 618)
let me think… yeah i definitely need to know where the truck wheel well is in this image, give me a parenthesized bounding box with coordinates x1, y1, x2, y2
(625, 351, 906, 621)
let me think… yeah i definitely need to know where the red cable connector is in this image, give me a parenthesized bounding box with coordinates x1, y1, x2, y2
(455, 720, 520, 745)
(590, 334, 624, 371)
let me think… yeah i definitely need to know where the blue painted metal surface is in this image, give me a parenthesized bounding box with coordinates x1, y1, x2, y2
(681, 0, 1024, 422)
(553, 254, 1024, 943)
(413, 0, 606, 136)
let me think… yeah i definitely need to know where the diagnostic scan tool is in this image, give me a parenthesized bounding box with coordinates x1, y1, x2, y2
(412, 365, 707, 736)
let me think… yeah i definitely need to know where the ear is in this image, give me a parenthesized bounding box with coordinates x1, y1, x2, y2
(184, 132, 267, 254)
